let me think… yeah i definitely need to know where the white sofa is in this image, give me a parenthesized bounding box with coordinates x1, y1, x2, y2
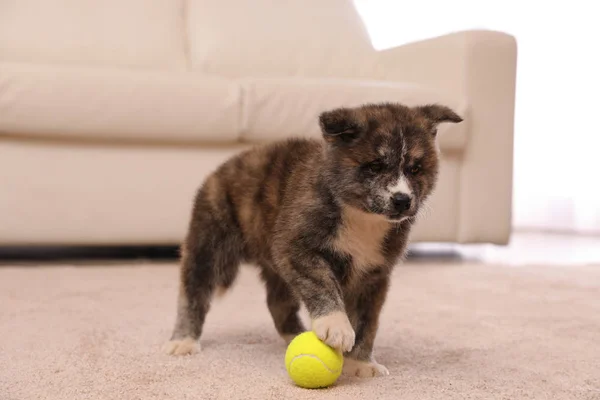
(0, 0, 517, 246)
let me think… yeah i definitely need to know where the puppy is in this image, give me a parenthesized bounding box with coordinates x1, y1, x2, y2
(163, 102, 462, 378)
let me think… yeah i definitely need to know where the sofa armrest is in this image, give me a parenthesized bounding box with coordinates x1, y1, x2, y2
(377, 30, 518, 244)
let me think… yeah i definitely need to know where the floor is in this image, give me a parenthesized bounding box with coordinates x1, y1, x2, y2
(0, 233, 599, 400)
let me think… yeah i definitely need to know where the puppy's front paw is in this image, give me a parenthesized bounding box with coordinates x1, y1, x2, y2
(162, 337, 199, 356)
(312, 311, 355, 352)
(343, 358, 389, 378)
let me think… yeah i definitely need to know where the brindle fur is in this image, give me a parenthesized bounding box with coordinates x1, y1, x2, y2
(163, 102, 462, 377)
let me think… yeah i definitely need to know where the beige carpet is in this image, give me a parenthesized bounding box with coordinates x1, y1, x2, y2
(1, 260, 599, 400)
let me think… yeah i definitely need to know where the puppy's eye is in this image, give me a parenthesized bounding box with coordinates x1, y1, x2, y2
(366, 161, 385, 174)
(408, 164, 422, 175)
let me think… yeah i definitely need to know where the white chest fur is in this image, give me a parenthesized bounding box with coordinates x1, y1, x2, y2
(331, 206, 390, 273)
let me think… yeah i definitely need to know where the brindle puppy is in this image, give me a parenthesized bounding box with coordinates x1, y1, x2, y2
(163, 102, 462, 378)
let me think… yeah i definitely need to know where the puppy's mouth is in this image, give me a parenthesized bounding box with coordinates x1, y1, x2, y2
(363, 205, 416, 223)
(386, 209, 417, 223)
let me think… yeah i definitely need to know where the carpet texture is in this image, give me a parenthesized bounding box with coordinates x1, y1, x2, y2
(1, 261, 599, 399)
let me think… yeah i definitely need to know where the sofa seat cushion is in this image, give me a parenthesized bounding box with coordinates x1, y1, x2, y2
(240, 78, 468, 153)
(0, 62, 242, 143)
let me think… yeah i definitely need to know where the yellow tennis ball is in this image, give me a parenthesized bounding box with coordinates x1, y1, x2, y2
(285, 331, 344, 389)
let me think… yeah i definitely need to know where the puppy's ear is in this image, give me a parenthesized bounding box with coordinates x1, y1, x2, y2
(319, 107, 365, 144)
(416, 104, 463, 129)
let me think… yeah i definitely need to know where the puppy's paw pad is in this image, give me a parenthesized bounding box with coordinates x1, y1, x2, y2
(312, 311, 355, 352)
(162, 337, 199, 356)
(343, 359, 389, 378)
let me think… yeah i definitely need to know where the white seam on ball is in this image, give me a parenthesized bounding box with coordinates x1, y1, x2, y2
(288, 354, 341, 374)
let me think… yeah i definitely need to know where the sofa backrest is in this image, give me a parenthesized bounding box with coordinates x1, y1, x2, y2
(0, 0, 187, 70)
(187, 0, 379, 79)
(0, 0, 380, 78)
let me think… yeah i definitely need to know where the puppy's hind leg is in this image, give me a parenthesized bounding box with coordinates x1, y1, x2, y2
(163, 189, 243, 356)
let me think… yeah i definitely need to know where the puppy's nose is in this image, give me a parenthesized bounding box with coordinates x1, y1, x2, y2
(391, 192, 411, 211)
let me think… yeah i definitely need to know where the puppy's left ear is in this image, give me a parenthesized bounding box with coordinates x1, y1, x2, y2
(416, 104, 463, 131)
(319, 107, 365, 144)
